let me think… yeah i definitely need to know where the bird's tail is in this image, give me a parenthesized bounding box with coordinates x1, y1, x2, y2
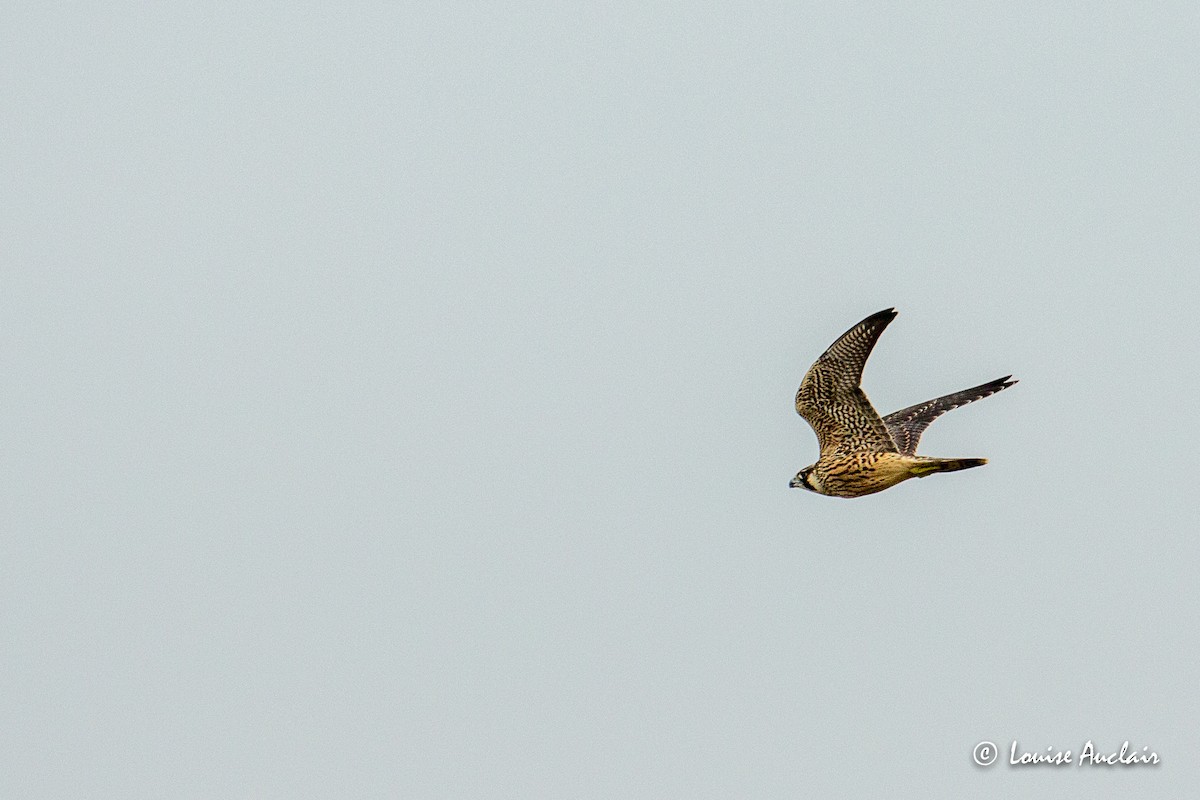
(909, 458, 988, 477)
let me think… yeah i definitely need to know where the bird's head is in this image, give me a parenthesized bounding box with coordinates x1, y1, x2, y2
(790, 466, 822, 493)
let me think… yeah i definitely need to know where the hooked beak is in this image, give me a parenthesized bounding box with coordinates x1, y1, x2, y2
(789, 478, 801, 489)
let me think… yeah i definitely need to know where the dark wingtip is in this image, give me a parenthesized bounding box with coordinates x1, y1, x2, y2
(864, 307, 898, 324)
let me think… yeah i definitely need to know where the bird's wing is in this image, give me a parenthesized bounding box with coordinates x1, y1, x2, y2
(795, 308, 899, 457)
(882, 376, 1017, 456)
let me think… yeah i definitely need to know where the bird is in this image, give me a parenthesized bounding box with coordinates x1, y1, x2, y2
(790, 308, 1015, 498)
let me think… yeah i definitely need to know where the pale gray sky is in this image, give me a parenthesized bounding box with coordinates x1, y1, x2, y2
(3, 3, 1198, 798)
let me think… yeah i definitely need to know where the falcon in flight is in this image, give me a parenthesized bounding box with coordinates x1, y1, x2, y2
(790, 308, 1016, 498)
